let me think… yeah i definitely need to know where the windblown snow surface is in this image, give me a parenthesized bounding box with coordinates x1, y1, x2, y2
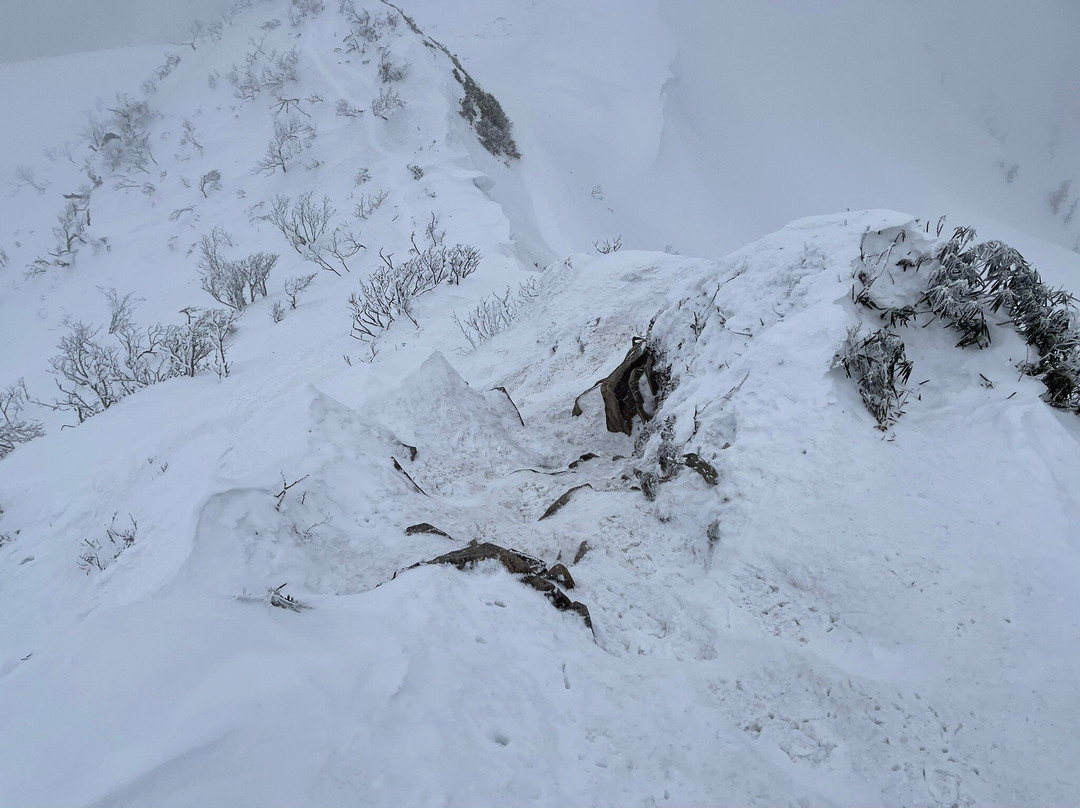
(0, 2, 1078, 807)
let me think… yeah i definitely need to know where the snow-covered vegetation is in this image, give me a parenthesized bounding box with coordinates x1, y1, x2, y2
(0, 0, 1078, 806)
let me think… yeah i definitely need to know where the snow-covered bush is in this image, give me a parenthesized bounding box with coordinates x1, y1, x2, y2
(49, 317, 162, 424)
(80, 95, 157, 177)
(371, 87, 405, 118)
(48, 291, 238, 423)
(336, 99, 363, 118)
(199, 170, 222, 197)
(262, 193, 364, 275)
(979, 240, 1080, 411)
(453, 278, 539, 349)
(24, 187, 98, 275)
(0, 380, 45, 459)
(921, 227, 989, 348)
(349, 222, 481, 345)
(142, 53, 181, 93)
(231, 46, 299, 101)
(285, 273, 317, 308)
(253, 116, 315, 174)
(180, 118, 204, 152)
(339, 2, 388, 51)
(288, 0, 324, 26)
(48, 196, 92, 267)
(378, 48, 408, 83)
(835, 327, 913, 429)
(10, 165, 49, 194)
(594, 235, 622, 254)
(198, 228, 279, 310)
(404, 217, 480, 286)
(162, 307, 238, 378)
(231, 46, 300, 101)
(354, 189, 388, 219)
(456, 70, 520, 160)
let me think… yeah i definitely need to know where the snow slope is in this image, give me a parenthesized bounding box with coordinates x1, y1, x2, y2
(0, 1, 1078, 806)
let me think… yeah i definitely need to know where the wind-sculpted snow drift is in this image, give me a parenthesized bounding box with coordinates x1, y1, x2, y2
(0, 1, 1078, 807)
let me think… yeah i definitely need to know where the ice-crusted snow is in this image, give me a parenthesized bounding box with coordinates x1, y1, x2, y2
(1, 1, 1078, 806)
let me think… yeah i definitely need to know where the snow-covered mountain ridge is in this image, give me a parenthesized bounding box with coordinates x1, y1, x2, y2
(0, 1, 1078, 806)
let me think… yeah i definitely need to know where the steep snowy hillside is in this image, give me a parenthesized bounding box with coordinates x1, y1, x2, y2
(1, 2, 1078, 807)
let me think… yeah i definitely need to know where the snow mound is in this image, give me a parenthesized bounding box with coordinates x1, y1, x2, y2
(0, 0, 1078, 805)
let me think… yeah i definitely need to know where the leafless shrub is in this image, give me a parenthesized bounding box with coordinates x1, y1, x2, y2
(253, 116, 315, 174)
(143, 52, 181, 92)
(348, 261, 410, 341)
(353, 167, 371, 185)
(262, 192, 363, 274)
(288, 0, 324, 26)
(0, 247, 8, 268)
(270, 300, 286, 322)
(340, 2, 384, 51)
(453, 278, 539, 349)
(336, 99, 363, 118)
(79, 513, 137, 573)
(349, 217, 481, 344)
(371, 86, 404, 119)
(594, 235, 622, 254)
(272, 95, 309, 117)
(231, 47, 299, 101)
(162, 306, 238, 378)
(175, 19, 211, 50)
(84, 95, 157, 176)
(48, 196, 92, 266)
(47, 296, 170, 424)
(353, 188, 388, 219)
(285, 273, 317, 307)
(407, 163, 424, 180)
(199, 169, 222, 197)
(198, 228, 278, 310)
(0, 380, 45, 459)
(378, 47, 408, 83)
(10, 166, 49, 194)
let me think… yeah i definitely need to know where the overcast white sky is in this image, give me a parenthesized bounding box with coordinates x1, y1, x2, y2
(0, 0, 235, 62)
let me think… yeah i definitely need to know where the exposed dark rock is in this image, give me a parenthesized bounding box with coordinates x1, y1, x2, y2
(683, 453, 719, 486)
(547, 562, 575, 589)
(422, 542, 546, 575)
(573, 338, 667, 435)
(572, 540, 590, 564)
(399, 542, 593, 632)
(523, 574, 592, 629)
(538, 483, 593, 521)
(490, 385, 525, 427)
(405, 523, 454, 539)
(567, 452, 598, 469)
(392, 457, 427, 495)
